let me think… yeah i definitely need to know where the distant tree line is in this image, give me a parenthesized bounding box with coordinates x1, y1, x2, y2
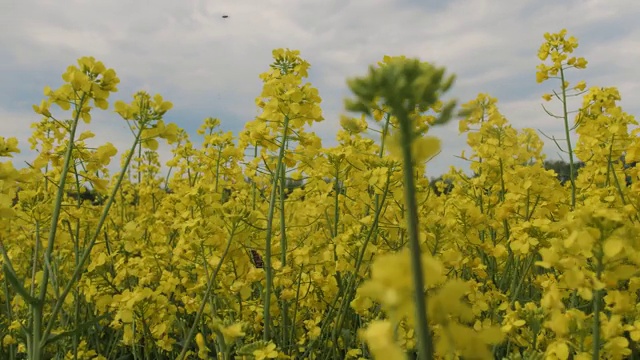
(429, 157, 637, 196)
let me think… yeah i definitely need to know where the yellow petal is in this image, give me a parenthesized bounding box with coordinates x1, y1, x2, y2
(604, 238, 624, 258)
(413, 136, 441, 163)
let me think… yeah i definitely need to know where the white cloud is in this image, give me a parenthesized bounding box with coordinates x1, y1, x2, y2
(1, 0, 639, 177)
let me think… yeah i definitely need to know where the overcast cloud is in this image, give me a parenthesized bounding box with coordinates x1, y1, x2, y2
(1, 0, 639, 177)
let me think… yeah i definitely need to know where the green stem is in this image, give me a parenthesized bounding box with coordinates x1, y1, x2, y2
(278, 164, 289, 349)
(559, 67, 576, 209)
(592, 242, 604, 360)
(332, 171, 391, 344)
(33, 92, 88, 360)
(2, 272, 16, 360)
(399, 119, 433, 360)
(176, 223, 237, 360)
(263, 115, 291, 342)
(40, 124, 146, 349)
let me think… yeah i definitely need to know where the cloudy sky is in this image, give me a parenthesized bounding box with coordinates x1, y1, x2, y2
(2, 0, 639, 178)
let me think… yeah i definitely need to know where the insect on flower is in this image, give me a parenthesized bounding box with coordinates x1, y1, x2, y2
(249, 249, 264, 268)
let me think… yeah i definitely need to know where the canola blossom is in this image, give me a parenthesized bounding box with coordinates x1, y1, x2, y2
(0, 32, 639, 360)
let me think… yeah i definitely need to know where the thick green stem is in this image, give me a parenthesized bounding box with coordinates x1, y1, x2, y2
(399, 120, 433, 360)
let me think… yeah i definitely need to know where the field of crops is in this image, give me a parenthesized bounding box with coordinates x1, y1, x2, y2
(1, 29, 640, 360)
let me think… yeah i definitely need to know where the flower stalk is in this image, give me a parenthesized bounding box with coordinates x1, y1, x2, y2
(346, 56, 456, 360)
